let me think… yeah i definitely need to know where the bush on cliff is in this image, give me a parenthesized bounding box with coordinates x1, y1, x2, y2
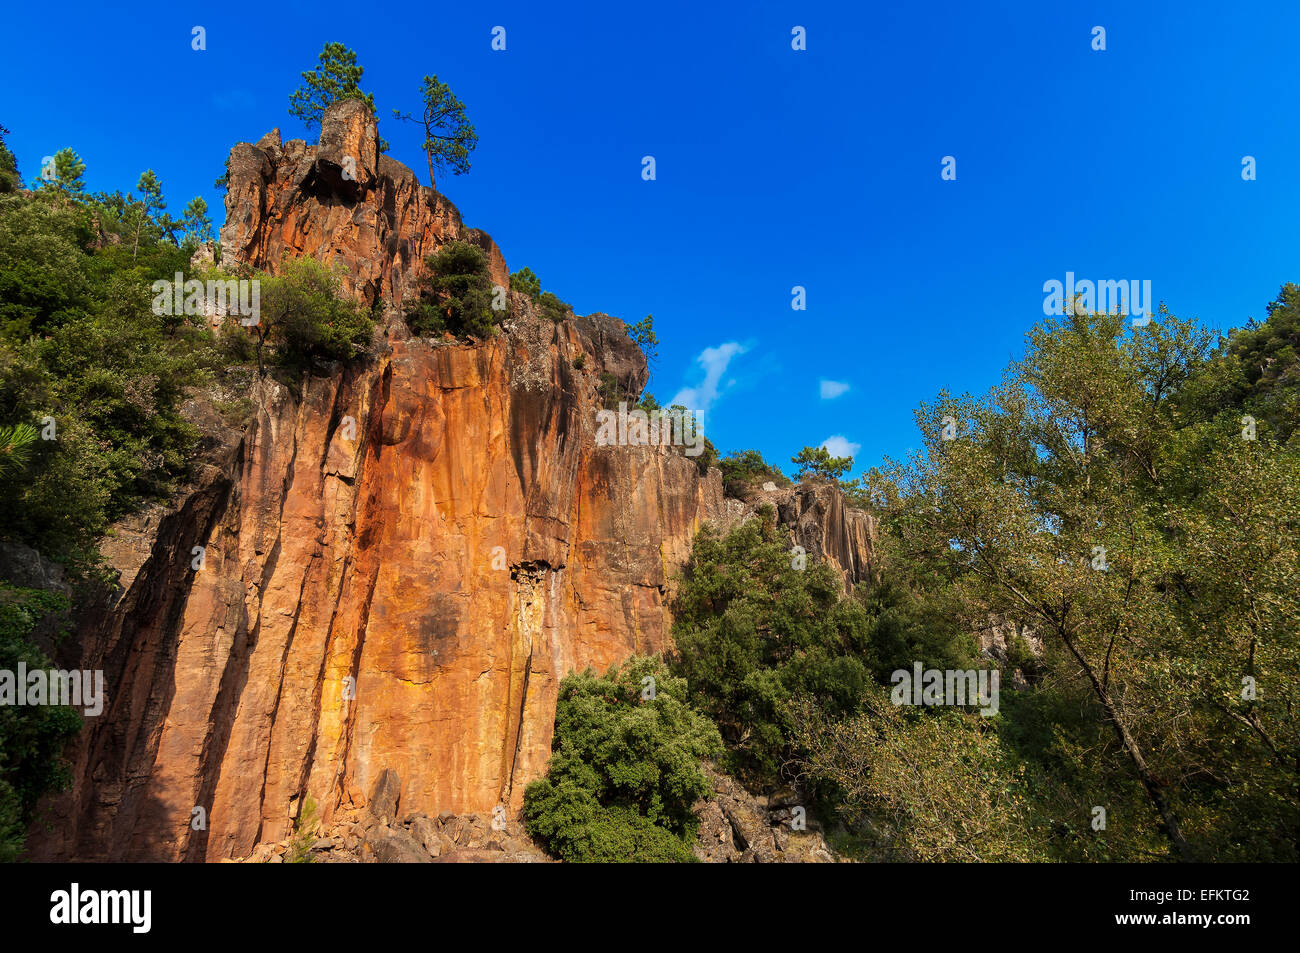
(718, 448, 791, 497)
(523, 656, 722, 862)
(255, 256, 375, 373)
(407, 240, 499, 339)
(508, 265, 570, 322)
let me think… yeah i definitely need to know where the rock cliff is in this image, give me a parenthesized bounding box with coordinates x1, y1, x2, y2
(26, 102, 874, 862)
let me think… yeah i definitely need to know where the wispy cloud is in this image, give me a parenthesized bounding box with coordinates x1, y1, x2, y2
(819, 379, 850, 400)
(821, 435, 861, 459)
(670, 341, 748, 420)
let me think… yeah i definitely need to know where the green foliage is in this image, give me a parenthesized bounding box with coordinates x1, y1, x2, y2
(792, 688, 1042, 861)
(130, 170, 169, 256)
(0, 125, 19, 194)
(791, 445, 853, 481)
(538, 291, 569, 324)
(671, 518, 876, 786)
(718, 448, 791, 496)
(30, 148, 85, 196)
(285, 795, 320, 863)
(0, 184, 218, 561)
(289, 42, 379, 132)
(1176, 283, 1300, 443)
(509, 267, 540, 300)
(868, 301, 1300, 861)
(507, 266, 570, 322)
(406, 241, 498, 339)
(392, 75, 477, 190)
(0, 585, 82, 862)
(0, 423, 38, 477)
(255, 257, 376, 372)
(627, 314, 658, 363)
(523, 656, 722, 862)
(181, 197, 214, 248)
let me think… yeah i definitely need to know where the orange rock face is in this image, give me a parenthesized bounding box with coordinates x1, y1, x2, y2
(26, 112, 874, 862)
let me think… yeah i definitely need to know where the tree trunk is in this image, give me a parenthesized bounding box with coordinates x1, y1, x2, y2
(1061, 629, 1193, 860)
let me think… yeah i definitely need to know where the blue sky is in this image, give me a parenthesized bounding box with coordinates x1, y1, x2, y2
(4, 0, 1298, 477)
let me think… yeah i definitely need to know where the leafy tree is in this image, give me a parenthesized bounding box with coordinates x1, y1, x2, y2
(523, 656, 722, 862)
(873, 306, 1300, 860)
(791, 445, 853, 481)
(0, 186, 207, 561)
(392, 75, 477, 191)
(288, 42, 379, 132)
(131, 170, 166, 258)
(30, 148, 86, 197)
(791, 688, 1042, 861)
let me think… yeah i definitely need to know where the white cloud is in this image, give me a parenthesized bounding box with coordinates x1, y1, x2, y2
(821, 435, 861, 460)
(669, 341, 747, 419)
(819, 379, 850, 400)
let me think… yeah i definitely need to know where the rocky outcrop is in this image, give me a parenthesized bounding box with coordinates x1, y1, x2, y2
(24, 110, 876, 863)
(232, 769, 550, 864)
(235, 764, 836, 864)
(218, 98, 507, 309)
(727, 480, 876, 588)
(692, 764, 839, 863)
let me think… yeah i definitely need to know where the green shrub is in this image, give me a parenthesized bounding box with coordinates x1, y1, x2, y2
(523, 656, 722, 862)
(285, 794, 320, 863)
(507, 265, 571, 322)
(257, 257, 374, 371)
(407, 240, 497, 338)
(538, 290, 569, 323)
(718, 449, 791, 496)
(509, 266, 540, 300)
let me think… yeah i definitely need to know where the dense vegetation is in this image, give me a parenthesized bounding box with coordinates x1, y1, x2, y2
(0, 585, 81, 862)
(522, 657, 722, 862)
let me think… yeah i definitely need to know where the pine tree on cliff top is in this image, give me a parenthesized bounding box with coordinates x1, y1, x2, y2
(289, 42, 380, 132)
